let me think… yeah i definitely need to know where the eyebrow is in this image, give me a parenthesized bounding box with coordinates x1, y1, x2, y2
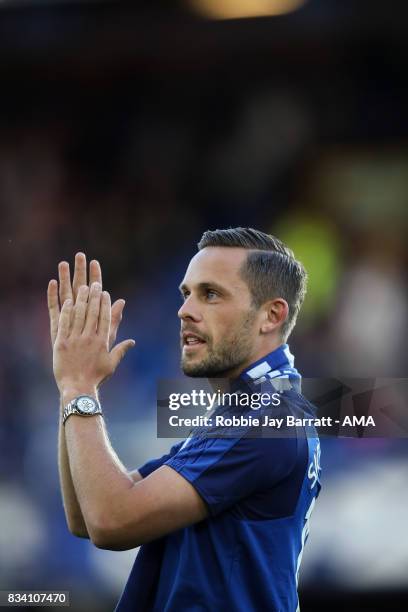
(178, 281, 231, 296)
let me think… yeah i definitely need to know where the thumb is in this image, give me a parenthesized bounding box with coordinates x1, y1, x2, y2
(110, 339, 136, 370)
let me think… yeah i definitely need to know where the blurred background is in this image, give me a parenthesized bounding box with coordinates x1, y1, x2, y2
(0, 0, 407, 610)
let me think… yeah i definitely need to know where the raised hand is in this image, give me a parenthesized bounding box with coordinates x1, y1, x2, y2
(47, 253, 125, 350)
(53, 283, 135, 395)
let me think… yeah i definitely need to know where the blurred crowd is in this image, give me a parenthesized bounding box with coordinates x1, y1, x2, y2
(0, 2, 408, 610)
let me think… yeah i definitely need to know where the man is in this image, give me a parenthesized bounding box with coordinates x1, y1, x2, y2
(48, 227, 321, 612)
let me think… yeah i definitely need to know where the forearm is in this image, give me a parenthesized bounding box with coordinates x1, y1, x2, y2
(62, 388, 135, 542)
(58, 400, 89, 538)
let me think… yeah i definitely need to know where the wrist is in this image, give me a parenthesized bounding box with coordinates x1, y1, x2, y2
(60, 384, 98, 407)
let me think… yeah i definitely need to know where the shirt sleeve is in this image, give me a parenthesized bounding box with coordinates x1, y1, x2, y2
(137, 440, 185, 478)
(164, 435, 299, 516)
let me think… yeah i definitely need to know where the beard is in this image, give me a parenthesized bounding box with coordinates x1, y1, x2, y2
(181, 309, 257, 378)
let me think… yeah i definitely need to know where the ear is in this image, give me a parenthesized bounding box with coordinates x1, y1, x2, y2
(260, 298, 289, 335)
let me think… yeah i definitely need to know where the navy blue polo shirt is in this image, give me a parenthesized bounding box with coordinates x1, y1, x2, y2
(115, 347, 321, 612)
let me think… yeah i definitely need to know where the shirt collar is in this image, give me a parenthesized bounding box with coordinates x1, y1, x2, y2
(237, 343, 301, 393)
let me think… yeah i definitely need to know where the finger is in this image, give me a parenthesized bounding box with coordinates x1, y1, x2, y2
(98, 291, 111, 343)
(89, 259, 102, 287)
(72, 252, 87, 301)
(71, 285, 89, 336)
(110, 339, 136, 371)
(57, 299, 73, 339)
(109, 299, 125, 349)
(83, 282, 102, 335)
(58, 261, 73, 307)
(47, 279, 60, 345)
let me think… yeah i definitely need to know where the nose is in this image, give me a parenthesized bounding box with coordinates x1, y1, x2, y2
(178, 295, 202, 322)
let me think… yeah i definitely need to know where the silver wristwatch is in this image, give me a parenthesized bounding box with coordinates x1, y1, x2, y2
(62, 395, 102, 425)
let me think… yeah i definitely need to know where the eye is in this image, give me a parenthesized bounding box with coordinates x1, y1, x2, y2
(180, 290, 190, 301)
(206, 289, 218, 301)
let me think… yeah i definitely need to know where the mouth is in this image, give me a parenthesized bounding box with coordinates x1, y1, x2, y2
(181, 331, 207, 351)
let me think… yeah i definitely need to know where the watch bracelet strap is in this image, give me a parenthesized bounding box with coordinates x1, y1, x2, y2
(62, 398, 103, 426)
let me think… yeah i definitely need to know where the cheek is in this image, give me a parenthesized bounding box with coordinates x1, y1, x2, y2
(209, 312, 239, 345)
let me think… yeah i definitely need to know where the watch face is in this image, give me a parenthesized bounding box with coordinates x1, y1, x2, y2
(76, 396, 98, 414)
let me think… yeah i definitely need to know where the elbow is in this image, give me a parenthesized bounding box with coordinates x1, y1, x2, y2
(66, 516, 89, 540)
(92, 536, 133, 551)
(88, 520, 143, 551)
(90, 528, 138, 551)
(70, 526, 90, 539)
(88, 515, 141, 551)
